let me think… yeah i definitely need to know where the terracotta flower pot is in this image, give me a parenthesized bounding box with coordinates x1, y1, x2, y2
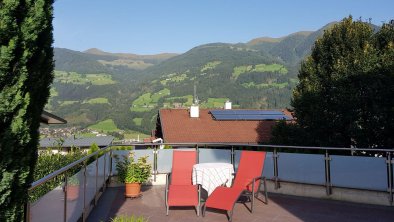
(67, 185, 79, 201)
(125, 183, 141, 198)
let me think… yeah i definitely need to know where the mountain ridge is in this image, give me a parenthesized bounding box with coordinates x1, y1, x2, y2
(49, 21, 381, 136)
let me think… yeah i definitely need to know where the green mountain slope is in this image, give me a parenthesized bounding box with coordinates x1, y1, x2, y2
(49, 22, 355, 135)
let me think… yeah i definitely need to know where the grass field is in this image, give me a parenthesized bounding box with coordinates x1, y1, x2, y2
(254, 64, 288, 74)
(54, 71, 116, 85)
(131, 89, 170, 112)
(124, 131, 151, 140)
(151, 88, 170, 103)
(50, 87, 58, 97)
(133, 118, 143, 126)
(201, 98, 229, 108)
(232, 63, 288, 79)
(201, 61, 222, 72)
(59, 100, 79, 106)
(88, 119, 119, 132)
(242, 82, 288, 89)
(130, 93, 155, 112)
(160, 73, 188, 85)
(83, 97, 110, 104)
(165, 95, 193, 107)
(86, 74, 116, 85)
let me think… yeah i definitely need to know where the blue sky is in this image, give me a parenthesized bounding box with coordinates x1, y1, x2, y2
(53, 0, 393, 54)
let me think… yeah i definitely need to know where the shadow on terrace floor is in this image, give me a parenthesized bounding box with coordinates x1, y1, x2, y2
(88, 185, 394, 222)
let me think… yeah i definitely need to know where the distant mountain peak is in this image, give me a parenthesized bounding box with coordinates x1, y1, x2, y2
(247, 37, 283, 45)
(247, 31, 313, 46)
(84, 48, 106, 55)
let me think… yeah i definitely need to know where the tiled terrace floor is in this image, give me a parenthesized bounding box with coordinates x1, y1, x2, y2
(88, 185, 394, 222)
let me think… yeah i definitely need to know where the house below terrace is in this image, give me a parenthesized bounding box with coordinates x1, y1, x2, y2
(39, 136, 114, 154)
(155, 101, 293, 144)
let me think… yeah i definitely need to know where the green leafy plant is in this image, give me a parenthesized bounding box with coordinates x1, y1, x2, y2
(110, 215, 148, 222)
(115, 152, 152, 184)
(30, 147, 85, 202)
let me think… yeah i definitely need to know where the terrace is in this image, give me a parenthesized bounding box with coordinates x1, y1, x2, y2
(26, 143, 394, 222)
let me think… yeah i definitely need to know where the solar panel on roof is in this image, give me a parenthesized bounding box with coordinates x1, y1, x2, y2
(210, 110, 284, 116)
(210, 110, 292, 121)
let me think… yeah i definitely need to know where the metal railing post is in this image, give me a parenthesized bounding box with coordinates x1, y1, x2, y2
(82, 161, 87, 222)
(387, 152, 393, 205)
(25, 193, 31, 222)
(196, 144, 200, 163)
(109, 149, 113, 178)
(324, 150, 332, 195)
(103, 151, 107, 189)
(231, 146, 235, 171)
(95, 153, 99, 205)
(273, 148, 280, 189)
(64, 176, 68, 222)
(154, 145, 158, 182)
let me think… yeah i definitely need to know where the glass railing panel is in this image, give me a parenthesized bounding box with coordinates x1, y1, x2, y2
(134, 149, 154, 167)
(97, 155, 105, 187)
(331, 155, 387, 191)
(85, 159, 97, 209)
(157, 149, 173, 173)
(112, 150, 154, 175)
(277, 153, 325, 185)
(234, 150, 241, 170)
(66, 170, 84, 222)
(199, 148, 231, 164)
(106, 152, 111, 179)
(30, 179, 64, 222)
(262, 152, 274, 179)
(111, 150, 130, 175)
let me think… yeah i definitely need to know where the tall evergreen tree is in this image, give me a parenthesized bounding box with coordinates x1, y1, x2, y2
(289, 16, 394, 148)
(0, 0, 55, 220)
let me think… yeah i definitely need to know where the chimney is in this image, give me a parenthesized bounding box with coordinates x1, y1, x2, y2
(190, 83, 200, 118)
(190, 104, 199, 118)
(224, 100, 232, 110)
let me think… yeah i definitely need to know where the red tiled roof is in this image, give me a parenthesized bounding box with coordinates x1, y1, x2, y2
(158, 109, 288, 144)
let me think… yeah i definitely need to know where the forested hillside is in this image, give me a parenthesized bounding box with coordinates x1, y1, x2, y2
(47, 22, 345, 136)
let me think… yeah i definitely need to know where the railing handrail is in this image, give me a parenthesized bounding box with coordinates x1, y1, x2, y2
(113, 142, 394, 153)
(29, 145, 111, 191)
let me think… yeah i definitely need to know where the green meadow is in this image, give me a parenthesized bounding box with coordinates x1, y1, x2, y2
(201, 98, 229, 108)
(133, 118, 143, 126)
(232, 63, 288, 79)
(88, 119, 119, 132)
(54, 71, 115, 85)
(131, 88, 171, 112)
(201, 61, 222, 72)
(83, 97, 110, 104)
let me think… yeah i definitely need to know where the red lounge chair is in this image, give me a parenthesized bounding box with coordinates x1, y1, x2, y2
(203, 151, 267, 221)
(165, 150, 201, 216)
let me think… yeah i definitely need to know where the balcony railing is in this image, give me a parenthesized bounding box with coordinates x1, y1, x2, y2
(25, 143, 394, 222)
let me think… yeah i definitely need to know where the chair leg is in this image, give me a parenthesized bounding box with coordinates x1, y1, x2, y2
(196, 205, 200, 216)
(228, 210, 233, 222)
(251, 190, 254, 213)
(264, 177, 268, 204)
(166, 205, 169, 216)
(202, 204, 206, 217)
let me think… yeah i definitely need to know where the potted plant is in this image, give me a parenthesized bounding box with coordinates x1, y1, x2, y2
(116, 152, 152, 198)
(66, 174, 80, 201)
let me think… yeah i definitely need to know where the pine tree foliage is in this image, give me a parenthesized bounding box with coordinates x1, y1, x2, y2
(287, 16, 394, 148)
(0, 0, 54, 220)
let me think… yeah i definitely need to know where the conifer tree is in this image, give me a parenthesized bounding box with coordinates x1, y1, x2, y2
(290, 16, 394, 148)
(0, 0, 54, 220)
